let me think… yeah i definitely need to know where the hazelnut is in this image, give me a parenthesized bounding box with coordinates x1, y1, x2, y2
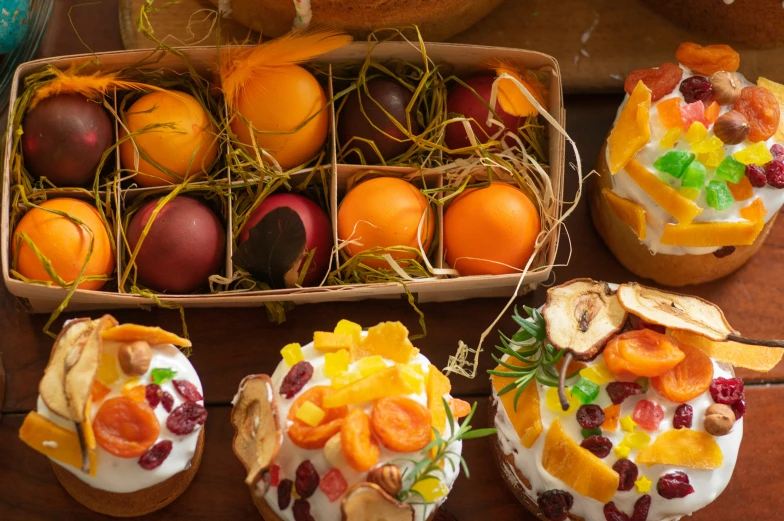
(367, 464, 403, 496)
(710, 71, 743, 105)
(704, 403, 736, 436)
(713, 110, 750, 145)
(118, 340, 152, 376)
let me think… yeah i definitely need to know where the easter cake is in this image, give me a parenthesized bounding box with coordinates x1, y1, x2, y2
(231, 319, 491, 520)
(590, 42, 784, 286)
(19, 317, 206, 517)
(490, 279, 783, 521)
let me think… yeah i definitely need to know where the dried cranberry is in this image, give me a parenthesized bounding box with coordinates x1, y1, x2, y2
(292, 499, 315, 521)
(537, 489, 574, 521)
(772, 144, 784, 161)
(280, 361, 314, 399)
(606, 382, 644, 405)
(613, 459, 639, 491)
(603, 501, 630, 521)
(632, 400, 664, 431)
(138, 440, 173, 470)
(631, 494, 652, 521)
(765, 160, 784, 188)
(166, 402, 208, 435)
(294, 460, 319, 498)
(161, 391, 174, 413)
(269, 464, 281, 487)
(657, 471, 694, 499)
(145, 384, 162, 408)
(173, 380, 203, 402)
(679, 76, 713, 104)
(710, 377, 744, 404)
(576, 404, 605, 429)
(713, 246, 736, 259)
(732, 399, 746, 419)
(581, 435, 613, 459)
(746, 164, 768, 188)
(278, 479, 293, 510)
(673, 404, 693, 429)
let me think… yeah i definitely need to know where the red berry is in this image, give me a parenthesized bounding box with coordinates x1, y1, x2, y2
(280, 361, 314, 399)
(576, 405, 605, 429)
(603, 501, 630, 521)
(295, 460, 319, 498)
(166, 402, 208, 435)
(632, 400, 665, 431)
(657, 471, 694, 499)
(772, 144, 784, 161)
(173, 380, 203, 402)
(278, 479, 293, 509)
(673, 404, 693, 429)
(292, 499, 315, 521)
(710, 377, 744, 404)
(581, 435, 613, 459)
(138, 440, 173, 470)
(679, 76, 713, 104)
(145, 384, 162, 409)
(746, 164, 768, 188)
(606, 382, 645, 405)
(269, 465, 281, 487)
(631, 494, 652, 521)
(613, 459, 639, 491)
(537, 490, 574, 521)
(161, 391, 174, 412)
(319, 468, 348, 502)
(765, 160, 784, 188)
(731, 399, 746, 419)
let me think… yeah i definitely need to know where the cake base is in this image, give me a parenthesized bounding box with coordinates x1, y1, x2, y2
(52, 429, 205, 517)
(590, 145, 777, 287)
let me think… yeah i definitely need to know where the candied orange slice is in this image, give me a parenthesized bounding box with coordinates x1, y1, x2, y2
(602, 404, 620, 432)
(448, 398, 471, 419)
(625, 159, 702, 223)
(606, 329, 685, 378)
(341, 408, 380, 472)
(608, 81, 652, 174)
(101, 324, 191, 348)
(371, 396, 432, 453)
(288, 386, 348, 449)
(93, 397, 160, 458)
(671, 330, 783, 372)
(660, 219, 764, 247)
(491, 356, 542, 448)
(651, 342, 713, 403)
(740, 199, 768, 222)
(758, 77, 784, 141)
(637, 429, 723, 469)
(602, 189, 647, 240)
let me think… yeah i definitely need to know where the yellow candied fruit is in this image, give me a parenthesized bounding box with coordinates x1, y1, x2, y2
(692, 135, 723, 153)
(121, 385, 146, 403)
(685, 122, 708, 143)
(324, 349, 350, 378)
(356, 355, 388, 377)
(659, 127, 682, 148)
(678, 186, 700, 201)
(521, 420, 544, 448)
(411, 477, 448, 502)
(95, 353, 119, 385)
(280, 343, 304, 367)
(545, 387, 579, 415)
(620, 415, 638, 432)
(334, 319, 361, 346)
(579, 363, 615, 385)
(314, 332, 354, 352)
(623, 431, 651, 449)
(614, 443, 632, 459)
(331, 371, 361, 389)
(122, 378, 141, 391)
(699, 147, 724, 167)
(400, 363, 426, 394)
(734, 142, 774, 166)
(294, 400, 326, 427)
(635, 475, 653, 494)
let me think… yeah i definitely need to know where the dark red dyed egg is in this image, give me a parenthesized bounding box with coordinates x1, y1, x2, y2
(444, 74, 522, 151)
(337, 78, 419, 163)
(22, 94, 113, 186)
(127, 196, 225, 293)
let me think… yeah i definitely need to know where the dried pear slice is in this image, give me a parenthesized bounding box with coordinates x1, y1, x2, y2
(616, 283, 734, 341)
(341, 482, 415, 521)
(231, 374, 282, 488)
(543, 279, 628, 360)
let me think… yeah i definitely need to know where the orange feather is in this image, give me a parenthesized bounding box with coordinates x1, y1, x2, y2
(31, 66, 165, 108)
(485, 58, 548, 117)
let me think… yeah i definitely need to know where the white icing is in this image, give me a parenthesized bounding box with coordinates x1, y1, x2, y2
(37, 342, 204, 494)
(261, 336, 462, 521)
(607, 65, 784, 255)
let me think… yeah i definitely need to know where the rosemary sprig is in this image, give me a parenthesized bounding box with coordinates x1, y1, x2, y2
(487, 306, 580, 411)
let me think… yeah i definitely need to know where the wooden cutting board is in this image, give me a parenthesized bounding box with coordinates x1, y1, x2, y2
(120, 0, 784, 92)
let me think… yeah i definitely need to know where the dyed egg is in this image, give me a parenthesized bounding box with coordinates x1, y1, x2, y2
(445, 74, 522, 151)
(230, 64, 328, 170)
(119, 91, 218, 187)
(22, 94, 113, 186)
(337, 78, 420, 163)
(238, 193, 332, 287)
(337, 177, 434, 269)
(444, 182, 540, 276)
(127, 197, 225, 293)
(0, 0, 28, 53)
(13, 198, 115, 290)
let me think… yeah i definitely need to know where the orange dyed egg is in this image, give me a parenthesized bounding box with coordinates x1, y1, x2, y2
(444, 182, 540, 276)
(12, 198, 115, 290)
(230, 65, 328, 170)
(337, 177, 434, 269)
(119, 91, 218, 187)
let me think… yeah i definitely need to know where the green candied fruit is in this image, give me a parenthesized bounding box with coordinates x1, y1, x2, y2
(653, 150, 695, 178)
(582, 428, 602, 438)
(571, 377, 600, 404)
(716, 156, 746, 184)
(706, 180, 735, 211)
(635, 377, 649, 393)
(681, 160, 707, 190)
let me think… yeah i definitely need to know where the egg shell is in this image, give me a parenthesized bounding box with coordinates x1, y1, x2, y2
(337, 78, 420, 163)
(445, 74, 522, 151)
(126, 197, 226, 293)
(0, 0, 28, 53)
(22, 94, 114, 186)
(239, 193, 332, 286)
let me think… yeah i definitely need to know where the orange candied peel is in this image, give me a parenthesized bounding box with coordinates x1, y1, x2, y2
(341, 408, 380, 472)
(91, 380, 111, 403)
(19, 412, 98, 476)
(608, 81, 652, 174)
(93, 396, 160, 458)
(448, 398, 471, 419)
(671, 329, 784, 373)
(637, 428, 723, 469)
(602, 404, 620, 432)
(728, 177, 754, 202)
(740, 198, 768, 222)
(491, 356, 542, 448)
(288, 386, 348, 449)
(704, 101, 721, 124)
(651, 342, 714, 403)
(625, 159, 702, 223)
(370, 396, 432, 453)
(660, 219, 764, 247)
(604, 329, 685, 378)
(602, 189, 647, 240)
(657, 97, 684, 129)
(675, 42, 740, 75)
(101, 324, 191, 348)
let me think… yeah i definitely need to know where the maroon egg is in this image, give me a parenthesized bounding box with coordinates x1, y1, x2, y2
(239, 193, 332, 287)
(337, 78, 419, 163)
(444, 74, 522, 151)
(127, 196, 225, 293)
(22, 94, 113, 186)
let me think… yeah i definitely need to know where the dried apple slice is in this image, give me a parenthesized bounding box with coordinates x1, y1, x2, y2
(660, 220, 764, 247)
(543, 279, 628, 360)
(231, 374, 282, 487)
(671, 330, 784, 372)
(608, 80, 652, 174)
(625, 159, 702, 223)
(101, 323, 191, 348)
(602, 189, 647, 240)
(341, 482, 415, 521)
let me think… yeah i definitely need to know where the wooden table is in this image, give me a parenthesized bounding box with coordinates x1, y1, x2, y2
(2, 2, 783, 520)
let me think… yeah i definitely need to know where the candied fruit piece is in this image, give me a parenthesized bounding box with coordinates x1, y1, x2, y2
(121, 384, 146, 403)
(710, 377, 744, 404)
(681, 160, 706, 189)
(698, 147, 724, 168)
(661, 219, 764, 247)
(582, 428, 602, 438)
(681, 101, 708, 130)
(657, 471, 694, 499)
(659, 127, 683, 148)
(632, 400, 664, 431)
(521, 420, 544, 447)
(651, 343, 713, 403)
(671, 330, 784, 372)
(680, 76, 713, 104)
(620, 415, 637, 432)
(602, 189, 647, 240)
(608, 81, 652, 174)
(537, 490, 574, 521)
(571, 378, 600, 404)
(281, 343, 304, 366)
(319, 468, 348, 502)
(657, 98, 684, 130)
(334, 319, 361, 346)
(541, 418, 620, 503)
(692, 135, 723, 154)
(96, 353, 120, 385)
(579, 363, 615, 385)
(412, 478, 448, 502)
(622, 431, 651, 449)
(635, 476, 653, 494)
(352, 321, 418, 363)
(734, 142, 774, 166)
(637, 429, 723, 469)
(324, 349, 350, 378)
(323, 365, 416, 408)
(757, 77, 784, 141)
(19, 412, 98, 476)
(331, 370, 361, 389)
(356, 355, 388, 377)
(624, 159, 702, 223)
(728, 177, 754, 201)
(492, 356, 541, 448)
(735, 86, 780, 142)
(675, 42, 740, 75)
(427, 365, 452, 436)
(614, 443, 632, 459)
(684, 121, 708, 143)
(654, 150, 695, 178)
(625, 63, 683, 102)
(716, 156, 746, 183)
(766, 160, 784, 188)
(92, 380, 111, 403)
(400, 363, 426, 393)
(705, 180, 735, 211)
(314, 332, 354, 353)
(546, 386, 578, 415)
(581, 435, 612, 459)
(673, 404, 693, 429)
(602, 404, 621, 432)
(576, 404, 605, 429)
(705, 101, 721, 124)
(678, 187, 700, 200)
(294, 401, 326, 427)
(613, 459, 638, 491)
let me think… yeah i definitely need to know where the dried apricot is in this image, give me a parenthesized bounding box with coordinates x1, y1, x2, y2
(651, 342, 714, 403)
(371, 396, 432, 452)
(625, 63, 682, 102)
(606, 330, 685, 378)
(341, 408, 380, 472)
(448, 398, 471, 419)
(675, 42, 740, 75)
(93, 397, 160, 458)
(288, 386, 348, 449)
(603, 337, 634, 378)
(735, 86, 781, 142)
